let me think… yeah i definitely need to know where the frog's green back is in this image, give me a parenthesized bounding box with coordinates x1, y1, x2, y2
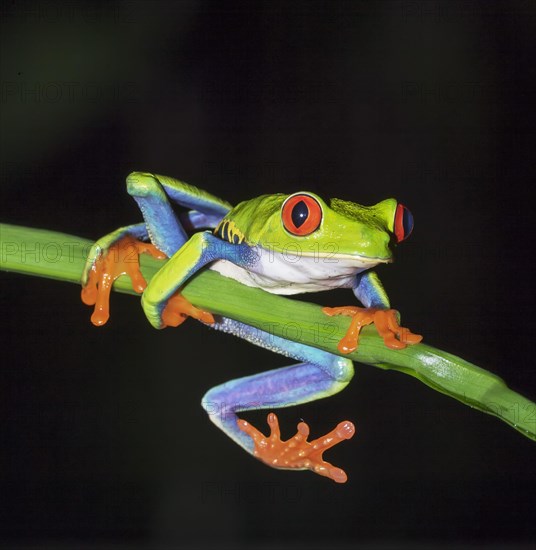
(214, 194, 286, 245)
(330, 198, 396, 234)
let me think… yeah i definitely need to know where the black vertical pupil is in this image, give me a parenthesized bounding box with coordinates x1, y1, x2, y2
(291, 200, 309, 228)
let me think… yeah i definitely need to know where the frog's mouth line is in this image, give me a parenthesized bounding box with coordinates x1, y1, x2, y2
(292, 251, 393, 263)
(254, 244, 393, 267)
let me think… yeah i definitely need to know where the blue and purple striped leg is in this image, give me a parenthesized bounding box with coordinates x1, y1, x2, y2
(201, 318, 356, 482)
(125, 172, 231, 256)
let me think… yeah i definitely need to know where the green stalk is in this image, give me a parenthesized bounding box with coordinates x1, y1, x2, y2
(1, 223, 535, 441)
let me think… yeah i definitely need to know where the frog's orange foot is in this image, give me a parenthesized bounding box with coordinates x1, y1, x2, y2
(161, 292, 215, 328)
(238, 412, 355, 483)
(322, 306, 422, 354)
(81, 236, 166, 326)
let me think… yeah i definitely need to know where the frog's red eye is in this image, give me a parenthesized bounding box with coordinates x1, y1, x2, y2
(394, 203, 414, 243)
(281, 194, 323, 236)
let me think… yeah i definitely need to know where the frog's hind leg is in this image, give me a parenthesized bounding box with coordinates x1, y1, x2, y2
(201, 318, 355, 483)
(126, 172, 232, 256)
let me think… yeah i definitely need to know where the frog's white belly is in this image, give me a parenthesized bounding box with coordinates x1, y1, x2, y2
(209, 245, 381, 295)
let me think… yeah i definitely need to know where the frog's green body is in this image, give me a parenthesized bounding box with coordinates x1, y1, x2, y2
(82, 172, 420, 482)
(208, 193, 397, 297)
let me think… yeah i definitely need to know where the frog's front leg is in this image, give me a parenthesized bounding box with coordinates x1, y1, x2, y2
(201, 320, 355, 483)
(141, 231, 256, 328)
(82, 173, 231, 325)
(81, 224, 166, 325)
(323, 271, 422, 353)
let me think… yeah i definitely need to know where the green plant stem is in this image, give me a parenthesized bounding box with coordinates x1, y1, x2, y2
(1, 223, 535, 441)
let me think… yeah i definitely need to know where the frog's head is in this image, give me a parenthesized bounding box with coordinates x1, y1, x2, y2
(227, 192, 414, 268)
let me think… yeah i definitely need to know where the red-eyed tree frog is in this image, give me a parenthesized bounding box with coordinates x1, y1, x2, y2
(81, 172, 422, 483)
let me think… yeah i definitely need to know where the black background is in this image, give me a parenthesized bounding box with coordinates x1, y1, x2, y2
(1, 1, 535, 548)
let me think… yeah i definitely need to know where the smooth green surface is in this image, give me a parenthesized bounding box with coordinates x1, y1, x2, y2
(1, 222, 535, 441)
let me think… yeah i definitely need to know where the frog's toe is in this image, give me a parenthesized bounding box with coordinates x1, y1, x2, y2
(323, 306, 376, 354)
(374, 309, 422, 349)
(336, 420, 356, 440)
(327, 466, 348, 484)
(161, 292, 215, 328)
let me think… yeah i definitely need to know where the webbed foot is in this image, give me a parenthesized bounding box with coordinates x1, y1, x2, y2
(238, 412, 355, 483)
(322, 306, 422, 354)
(81, 235, 166, 325)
